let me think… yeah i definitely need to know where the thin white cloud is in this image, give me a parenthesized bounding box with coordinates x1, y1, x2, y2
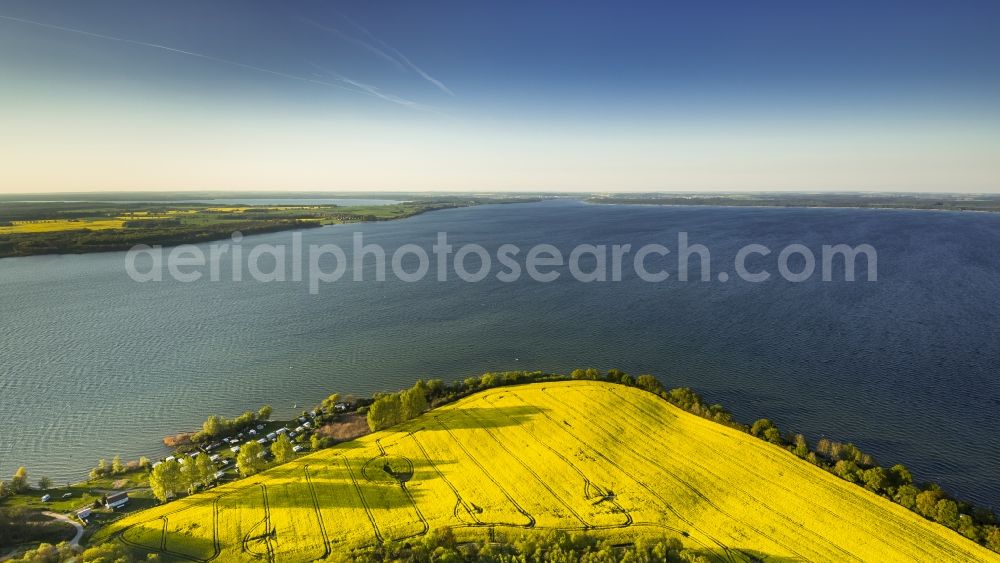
(0, 14, 426, 110)
(306, 14, 454, 96)
(299, 18, 404, 71)
(309, 62, 431, 111)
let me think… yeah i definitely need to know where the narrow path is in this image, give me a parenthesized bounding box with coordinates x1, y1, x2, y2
(42, 511, 84, 547)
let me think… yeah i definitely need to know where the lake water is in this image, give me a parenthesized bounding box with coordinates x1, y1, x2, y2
(1, 200, 998, 510)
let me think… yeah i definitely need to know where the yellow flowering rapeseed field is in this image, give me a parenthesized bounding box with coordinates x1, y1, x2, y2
(98, 381, 999, 562)
(0, 219, 126, 234)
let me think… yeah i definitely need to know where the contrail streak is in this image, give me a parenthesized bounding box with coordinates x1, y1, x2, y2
(307, 14, 454, 96)
(0, 13, 426, 108)
(309, 62, 429, 111)
(299, 18, 404, 71)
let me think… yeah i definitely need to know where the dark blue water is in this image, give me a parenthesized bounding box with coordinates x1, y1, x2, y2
(1, 200, 998, 510)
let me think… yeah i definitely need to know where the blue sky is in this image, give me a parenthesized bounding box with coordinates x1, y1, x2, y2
(1, 0, 998, 192)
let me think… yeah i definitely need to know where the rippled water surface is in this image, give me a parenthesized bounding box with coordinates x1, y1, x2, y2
(1, 200, 998, 508)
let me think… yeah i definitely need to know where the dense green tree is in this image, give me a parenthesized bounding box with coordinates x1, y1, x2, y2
(37, 476, 52, 490)
(957, 514, 980, 541)
(10, 467, 28, 493)
(973, 507, 997, 526)
(180, 457, 200, 493)
(893, 484, 920, 510)
(916, 489, 944, 518)
(81, 540, 131, 563)
(762, 427, 783, 444)
(570, 369, 588, 380)
(402, 386, 429, 420)
(667, 387, 702, 410)
(138, 456, 151, 470)
(426, 379, 445, 397)
(605, 369, 626, 383)
(195, 454, 214, 487)
(0, 481, 8, 497)
(889, 464, 912, 488)
(861, 467, 889, 493)
(202, 415, 224, 437)
(834, 460, 860, 483)
(236, 441, 267, 476)
(149, 459, 182, 502)
(367, 393, 403, 431)
(984, 525, 1000, 552)
(635, 374, 663, 393)
(935, 498, 960, 529)
(272, 433, 294, 464)
(750, 419, 775, 438)
(112, 454, 125, 475)
(257, 405, 273, 421)
(791, 434, 809, 458)
(320, 393, 341, 412)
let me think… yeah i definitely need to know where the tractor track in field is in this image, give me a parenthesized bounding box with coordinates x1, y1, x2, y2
(408, 429, 535, 529)
(366, 438, 430, 541)
(436, 415, 537, 528)
(492, 389, 731, 558)
(529, 387, 752, 563)
(240, 484, 274, 562)
(615, 384, 962, 562)
(452, 407, 592, 530)
(302, 465, 332, 560)
(466, 394, 633, 530)
(117, 495, 222, 562)
(339, 454, 384, 545)
(601, 385, 866, 563)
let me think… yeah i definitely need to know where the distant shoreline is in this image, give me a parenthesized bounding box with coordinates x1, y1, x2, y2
(0, 197, 538, 260)
(586, 195, 1000, 214)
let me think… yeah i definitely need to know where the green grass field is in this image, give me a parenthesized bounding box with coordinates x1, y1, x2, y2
(97, 381, 999, 562)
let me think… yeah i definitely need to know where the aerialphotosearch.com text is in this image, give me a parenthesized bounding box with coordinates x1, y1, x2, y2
(125, 231, 878, 294)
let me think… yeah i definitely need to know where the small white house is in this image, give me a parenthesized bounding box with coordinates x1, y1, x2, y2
(209, 454, 221, 462)
(266, 432, 277, 441)
(213, 470, 226, 481)
(231, 445, 241, 453)
(105, 492, 129, 510)
(40, 494, 51, 502)
(292, 445, 305, 453)
(76, 507, 92, 520)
